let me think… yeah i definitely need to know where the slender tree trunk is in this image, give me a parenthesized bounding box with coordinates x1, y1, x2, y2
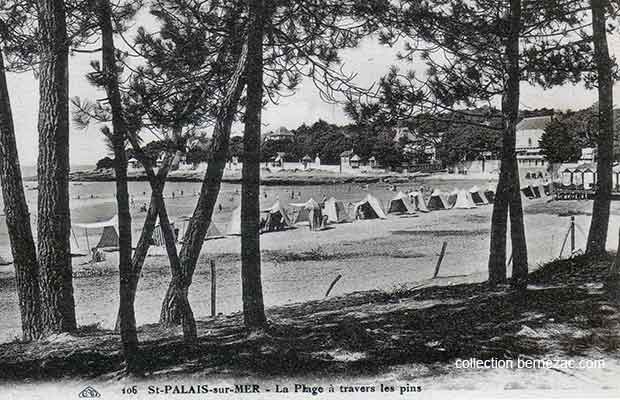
(488, 160, 509, 286)
(159, 44, 248, 326)
(36, 0, 76, 334)
(586, 0, 613, 257)
(97, 0, 139, 372)
(113, 156, 172, 332)
(241, 0, 267, 329)
(505, 0, 528, 290)
(0, 51, 42, 341)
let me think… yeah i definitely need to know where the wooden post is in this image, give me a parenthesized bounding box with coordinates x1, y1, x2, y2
(433, 241, 448, 279)
(84, 228, 90, 251)
(210, 260, 216, 317)
(325, 274, 342, 297)
(570, 216, 575, 254)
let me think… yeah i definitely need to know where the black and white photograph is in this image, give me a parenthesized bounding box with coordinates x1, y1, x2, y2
(1, 0, 620, 398)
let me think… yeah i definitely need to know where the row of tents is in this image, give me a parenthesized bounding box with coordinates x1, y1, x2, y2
(69, 185, 499, 255)
(418, 185, 495, 211)
(521, 183, 553, 199)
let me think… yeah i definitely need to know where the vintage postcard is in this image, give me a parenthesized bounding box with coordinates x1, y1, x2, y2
(0, 0, 619, 399)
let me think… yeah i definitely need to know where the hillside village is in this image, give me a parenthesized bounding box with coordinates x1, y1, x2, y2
(99, 109, 613, 189)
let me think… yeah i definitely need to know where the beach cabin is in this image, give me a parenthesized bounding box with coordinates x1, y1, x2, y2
(340, 149, 362, 170)
(614, 164, 620, 191)
(369, 156, 378, 169)
(301, 155, 313, 169)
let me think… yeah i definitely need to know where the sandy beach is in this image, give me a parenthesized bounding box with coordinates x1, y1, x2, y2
(0, 176, 614, 343)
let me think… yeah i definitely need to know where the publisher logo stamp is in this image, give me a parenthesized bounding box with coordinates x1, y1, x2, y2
(78, 386, 101, 398)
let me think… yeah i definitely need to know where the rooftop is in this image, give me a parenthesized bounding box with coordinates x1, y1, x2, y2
(516, 115, 553, 131)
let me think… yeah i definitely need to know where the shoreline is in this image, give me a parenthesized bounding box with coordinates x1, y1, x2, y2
(25, 168, 434, 186)
(22, 167, 501, 186)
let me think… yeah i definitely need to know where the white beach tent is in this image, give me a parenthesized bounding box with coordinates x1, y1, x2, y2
(427, 189, 450, 210)
(447, 189, 459, 208)
(484, 184, 496, 203)
(469, 186, 489, 205)
(352, 194, 387, 219)
(323, 197, 350, 223)
(290, 198, 323, 230)
(453, 190, 477, 209)
(387, 192, 416, 214)
(175, 215, 223, 241)
(261, 201, 293, 228)
(73, 214, 119, 251)
(226, 206, 242, 235)
(408, 191, 429, 213)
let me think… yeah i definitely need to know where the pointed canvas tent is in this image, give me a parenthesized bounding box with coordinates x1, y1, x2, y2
(73, 214, 119, 251)
(484, 185, 496, 203)
(323, 197, 350, 223)
(447, 189, 459, 208)
(521, 186, 534, 198)
(205, 222, 224, 240)
(226, 206, 242, 235)
(427, 189, 450, 210)
(151, 216, 177, 246)
(469, 186, 489, 205)
(291, 198, 323, 230)
(453, 190, 477, 209)
(387, 192, 416, 214)
(96, 226, 120, 249)
(261, 200, 293, 231)
(352, 194, 387, 219)
(408, 191, 429, 212)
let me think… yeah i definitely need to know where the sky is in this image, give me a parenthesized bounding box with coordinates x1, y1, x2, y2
(6, 26, 620, 167)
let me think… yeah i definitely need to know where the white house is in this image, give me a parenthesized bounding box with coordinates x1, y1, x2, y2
(515, 115, 552, 180)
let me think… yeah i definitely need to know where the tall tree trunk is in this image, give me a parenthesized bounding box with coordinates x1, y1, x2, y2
(113, 155, 173, 332)
(488, 160, 509, 286)
(36, 0, 76, 334)
(586, 0, 613, 257)
(241, 0, 267, 329)
(159, 44, 248, 326)
(0, 51, 42, 341)
(506, 0, 528, 290)
(97, 0, 139, 372)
